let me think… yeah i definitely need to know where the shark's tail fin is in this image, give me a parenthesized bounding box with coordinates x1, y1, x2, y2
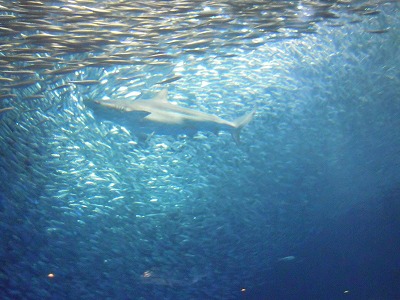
(231, 108, 256, 145)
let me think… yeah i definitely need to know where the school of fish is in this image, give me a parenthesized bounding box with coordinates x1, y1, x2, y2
(0, 0, 399, 299)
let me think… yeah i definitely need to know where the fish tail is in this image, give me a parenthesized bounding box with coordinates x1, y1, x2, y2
(231, 108, 256, 145)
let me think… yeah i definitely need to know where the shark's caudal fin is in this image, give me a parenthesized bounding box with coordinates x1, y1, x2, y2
(231, 108, 256, 145)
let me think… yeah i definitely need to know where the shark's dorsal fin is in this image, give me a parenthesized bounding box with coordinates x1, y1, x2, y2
(151, 89, 168, 103)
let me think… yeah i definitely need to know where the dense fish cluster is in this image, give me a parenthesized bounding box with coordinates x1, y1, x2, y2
(0, 0, 393, 83)
(1, 0, 399, 299)
(0, 0, 394, 123)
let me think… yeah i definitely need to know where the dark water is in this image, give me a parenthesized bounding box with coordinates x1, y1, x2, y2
(250, 188, 400, 299)
(1, 1, 399, 299)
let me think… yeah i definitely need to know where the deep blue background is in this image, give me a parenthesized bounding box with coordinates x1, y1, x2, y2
(249, 188, 400, 299)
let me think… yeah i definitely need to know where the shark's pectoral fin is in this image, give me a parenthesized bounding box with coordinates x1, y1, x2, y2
(137, 132, 155, 145)
(131, 110, 151, 120)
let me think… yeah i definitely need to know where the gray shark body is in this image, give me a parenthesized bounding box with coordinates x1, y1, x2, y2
(87, 89, 255, 144)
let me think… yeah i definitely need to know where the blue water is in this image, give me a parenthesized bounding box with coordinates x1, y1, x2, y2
(1, 1, 400, 299)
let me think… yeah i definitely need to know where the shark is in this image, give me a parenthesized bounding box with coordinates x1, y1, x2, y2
(86, 89, 255, 144)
